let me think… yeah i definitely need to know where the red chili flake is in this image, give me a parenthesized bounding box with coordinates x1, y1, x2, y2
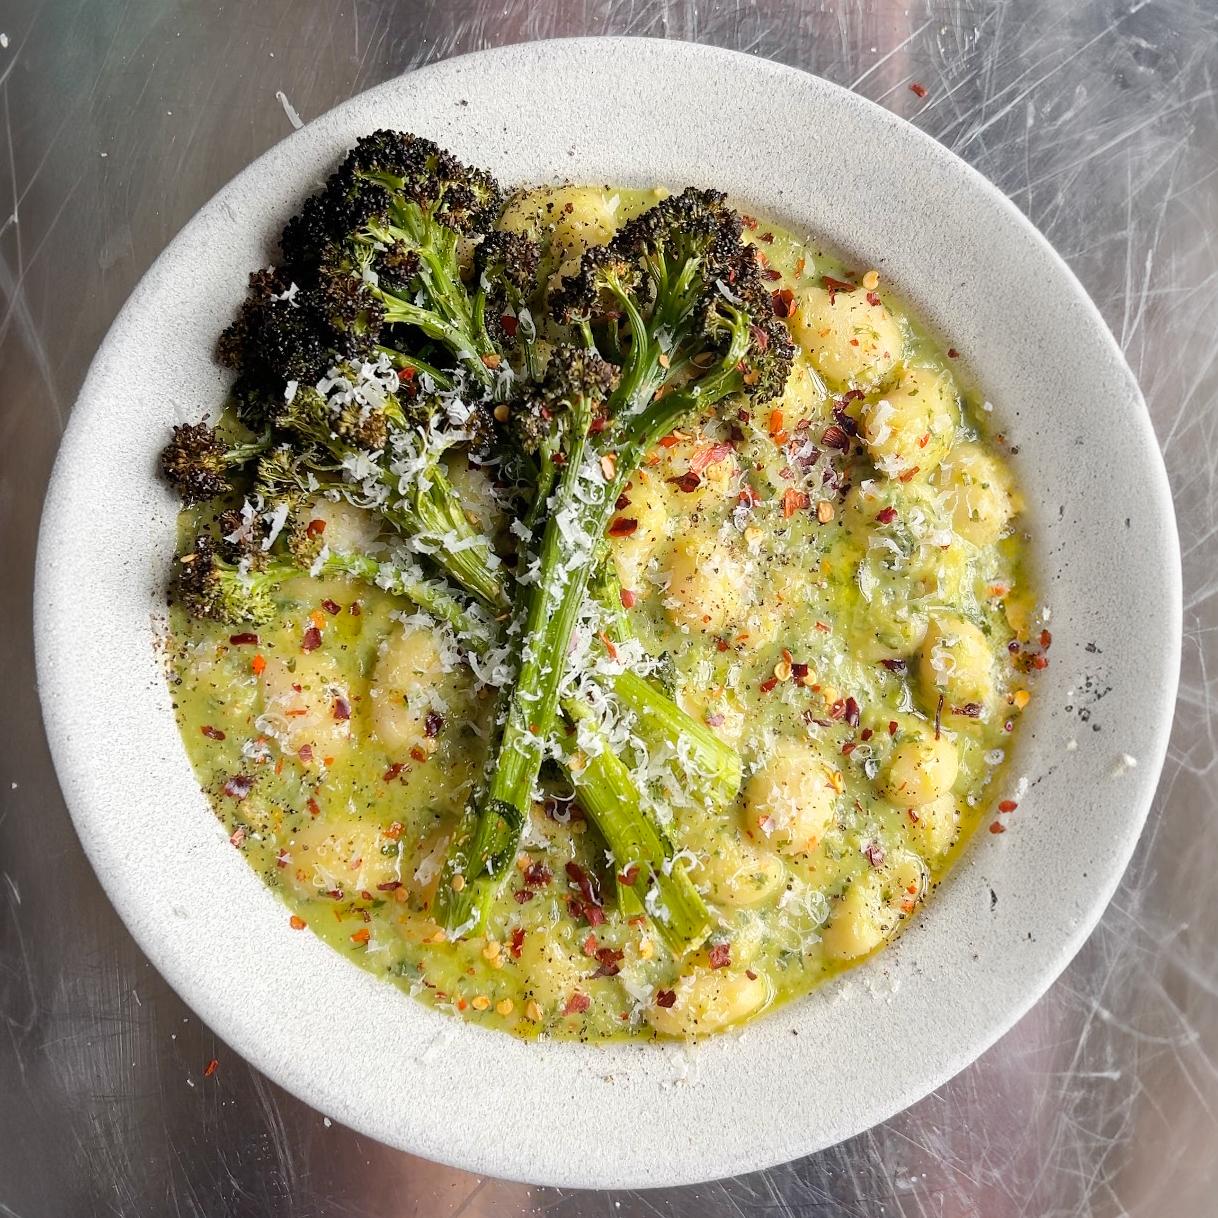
(229, 827, 246, 847)
(324, 697, 349, 724)
(866, 290, 882, 307)
(815, 621, 831, 633)
(669, 471, 702, 493)
(829, 698, 848, 720)
(708, 943, 731, 969)
(301, 625, 322, 652)
(275, 849, 290, 869)
(565, 861, 603, 911)
(910, 81, 928, 98)
(305, 518, 327, 539)
(223, 775, 253, 800)
(424, 710, 444, 738)
(321, 598, 341, 616)
(383, 762, 405, 782)
(376, 880, 402, 892)
(620, 588, 637, 609)
(509, 928, 526, 959)
(409, 746, 428, 764)
(655, 989, 677, 1008)
(563, 992, 591, 1016)
(705, 712, 726, 728)
(1031, 655, 1049, 670)
(761, 266, 783, 281)
(844, 696, 861, 728)
(875, 506, 898, 525)
(607, 517, 639, 538)
(201, 725, 226, 741)
(841, 741, 858, 756)
(998, 799, 1019, 813)
(782, 488, 810, 518)
(689, 441, 735, 474)
(499, 313, 519, 338)
(396, 366, 416, 383)
(289, 914, 307, 930)
(716, 637, 731, 652)
(307, 797, 320, 817)
(888, 720, 899, 736)
(513, 889, 534, 904)
(864, 841, 886, 868)
(880, 658, 907, 673)
(822, 275, 857, 304)
(947, 347, 960, 358)
(771, 288, 796, 318)
(860, 728, 874, 742)
(588, 414, 608, 434)
(989, 821, 1007, 834)
(229, 632, 259, 646)
(203, 1058, 219, 1078)
(759, 676, 780, 694)
(822, 424, 851, 451)
(350, 928, 371, 944)
(523, 861, 552, 888)
(1039, 629, 1053, 649)
(954, 702, 982, 718)
(614, 493, 631, 512)
(618, 864, 640, 887)
(593, 946, 626, 978)
(791, 661, 810, 682)
(325, 889, 344, 901)
(898, 465, 921, 483)
(349, 601, 362, 616)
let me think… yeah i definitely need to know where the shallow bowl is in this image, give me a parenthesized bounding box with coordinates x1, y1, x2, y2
(35, 37, 1181, 1189)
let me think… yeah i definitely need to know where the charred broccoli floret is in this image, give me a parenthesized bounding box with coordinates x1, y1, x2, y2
(159, 421, 270, 504)
(277, 131, 515, 390)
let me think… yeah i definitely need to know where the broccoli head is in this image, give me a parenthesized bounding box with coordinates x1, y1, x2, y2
(176, 534, 278, 625)
(159, 421, 270, 504)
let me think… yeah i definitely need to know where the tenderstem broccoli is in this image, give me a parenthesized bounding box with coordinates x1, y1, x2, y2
(439, 190, 793, 935)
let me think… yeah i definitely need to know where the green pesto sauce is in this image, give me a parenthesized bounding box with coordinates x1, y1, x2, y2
(167, 186, 1038, 1042)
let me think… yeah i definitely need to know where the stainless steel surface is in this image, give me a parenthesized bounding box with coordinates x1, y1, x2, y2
(2, 1, 1214, 1214)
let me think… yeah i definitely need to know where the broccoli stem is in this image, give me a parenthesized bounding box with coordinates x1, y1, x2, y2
(591, 565, 742, 803)
(376, 463, 510, 613)
(373, 345, 453, 390)
(440, 371, 721, 934)
(563, 715, 713, 957)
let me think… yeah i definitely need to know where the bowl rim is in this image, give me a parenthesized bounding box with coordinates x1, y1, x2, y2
(34, 35, 1182, 1189)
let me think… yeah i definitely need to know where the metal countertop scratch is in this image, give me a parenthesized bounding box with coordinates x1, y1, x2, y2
(3, 2, 1216, 1215)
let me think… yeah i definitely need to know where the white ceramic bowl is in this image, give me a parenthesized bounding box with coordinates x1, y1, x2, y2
(35, 38, 1181, 1189)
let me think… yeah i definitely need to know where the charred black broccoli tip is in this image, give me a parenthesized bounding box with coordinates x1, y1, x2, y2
(159, 421, 269, 505)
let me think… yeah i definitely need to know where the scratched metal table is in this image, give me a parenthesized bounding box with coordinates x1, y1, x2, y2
(2, 2, 1215, 1214)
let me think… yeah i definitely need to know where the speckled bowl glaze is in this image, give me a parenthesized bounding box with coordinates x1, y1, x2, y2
(35, 38, 1181, 1189)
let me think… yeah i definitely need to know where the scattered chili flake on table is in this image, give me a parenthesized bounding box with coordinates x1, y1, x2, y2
(289, 915, 306, 930)
(910, 81, 928, 98)
(989, 821, 1007, 834)
(998, 799, 1019, 813)
(203, 1059, 218, 1078)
